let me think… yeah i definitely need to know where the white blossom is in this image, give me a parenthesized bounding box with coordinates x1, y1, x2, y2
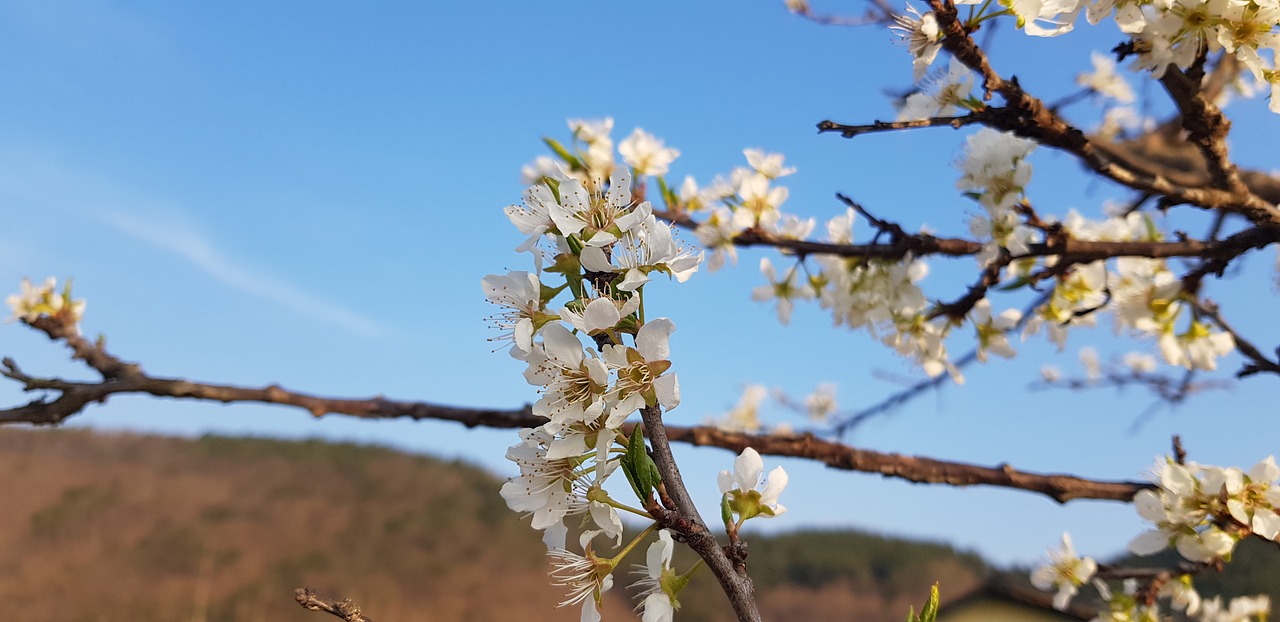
(803, 383, 838, 422)
(891, 6, 944, 80)
(632, 530, 680, 622)
(752, 257, 813, 325)
(718, 447, 788, 519)
(1077, 51, 1135, 103)
(619, 128, 681, 176)
(7, 277, 85, 328)
(1030, 533, 1097, 611)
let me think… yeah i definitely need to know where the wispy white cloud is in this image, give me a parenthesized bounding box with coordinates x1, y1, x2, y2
(100, 212, 385, 338)
(0, 152, 384, 338)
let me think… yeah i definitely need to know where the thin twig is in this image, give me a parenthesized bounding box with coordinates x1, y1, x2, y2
(295, 588, 373, 622)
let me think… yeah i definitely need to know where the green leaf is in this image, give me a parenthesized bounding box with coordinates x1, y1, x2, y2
(542, 137, 584, 171)
(1142, 213, 1161, 241)
(621, 427, 658, 504)
(720, 494, 733, 530)
(905, 583, 940, 622)
(921, 583, 939, 622)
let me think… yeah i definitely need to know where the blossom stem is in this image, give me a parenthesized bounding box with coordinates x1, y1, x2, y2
(603, 496, 654, 518)
(606, 522, 660, 566)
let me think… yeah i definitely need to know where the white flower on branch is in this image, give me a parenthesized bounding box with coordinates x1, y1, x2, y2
(582, 211, 703, 291)
(619, 128, 681, 177)
(1091, 578, 1160, 622)
(1077, 51, 1135, 103)
(971, 299, 1021, 362)
(956, 128, 1036, 212)
(1159, 575, 1201, 616)
(505, 183, 560, 254)
(884, 314, 962, 382)
(568, 117, 616, 178)
(898, 57, 976, 120)
(559, 295, 640, 337)
(826, 207, 856, 244)
(1004, 0, 1083, 37)
(1158, 321, 1235, 371)
(1129, 456, 1280, 563)
(1079, 347, 1101, 380)
(1085, 0, 1146, 33)
(633, 529, 682, 622)
(602, 318, 681, 417)
(803, 383, 838, 422)
(1024, 261, 1108, 349)
(891, 6, 944, 81)
(523, 323, 610, 430)
(714, 384, 768, 433)
(719, 447, 788, 520)
(7, 277, 85, 328)
(1197, 594, 1271, 622)
(752, 257, 813, 325)
(1122, 351, 1158, 374)
(743, 148, 796, 179)
(694, 206, 746, 272)
(501, 427, 589, 549)
(483, 271, 546, 356)
(815, 254, 929, 333)
(736, 172, 789, 228)
(521, 155, 570, 186)
(549, 531, 615, 622)
(1029, 532, 1097, 611)
(768, 213, 816, 240)
(968, 207, 1036, 267)
(552, 168, 645, 248)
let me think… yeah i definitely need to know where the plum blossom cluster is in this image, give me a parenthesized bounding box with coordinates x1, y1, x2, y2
(1031, 458, 1277, 618)
(6, 277, 85, 331)
(745, 125, 1233, 382)
(1086, 577, 1268, 621)
(490, 123, 788, 621)
(1031, 537, 1268, 620)
(890, 0, 1280, 112)
(1129, 456, 1280, 563)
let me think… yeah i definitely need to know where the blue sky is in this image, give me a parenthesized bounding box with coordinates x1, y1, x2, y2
(2, 1, 1279, 568)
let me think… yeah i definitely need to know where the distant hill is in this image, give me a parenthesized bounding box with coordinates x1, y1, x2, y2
(0, 428, 988, 621)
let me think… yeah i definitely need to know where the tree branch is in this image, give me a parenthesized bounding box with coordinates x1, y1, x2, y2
(2, 315, 1148, 504)
(641, 404, 761, 621)
(657, 206, 1279, 265)
(295, 588, 373, 622)
(916, 0, 1280, 228)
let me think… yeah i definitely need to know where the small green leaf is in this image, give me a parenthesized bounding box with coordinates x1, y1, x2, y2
(905, 583, 940, 622)
(621, 427, 658, 504)
(1142, 213, 1161, 240)
(656, 176, 677, 210)
(720, 494, 733, 530)
(921, 583, 939, 622)
(542, 137, 584, 171)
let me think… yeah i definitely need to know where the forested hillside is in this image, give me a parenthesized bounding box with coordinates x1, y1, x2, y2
(0, 428, 1148, 621)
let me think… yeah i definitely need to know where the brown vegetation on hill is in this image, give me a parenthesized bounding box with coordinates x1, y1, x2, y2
(0, 429, 986, 621)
